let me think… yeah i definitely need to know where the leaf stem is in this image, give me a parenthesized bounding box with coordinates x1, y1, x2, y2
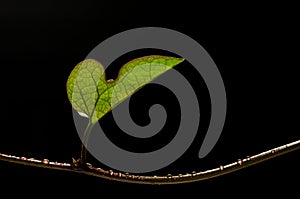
(80, 121, 95, 164)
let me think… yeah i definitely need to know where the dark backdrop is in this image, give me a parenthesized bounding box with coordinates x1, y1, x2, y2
(0, 1, 299, 197)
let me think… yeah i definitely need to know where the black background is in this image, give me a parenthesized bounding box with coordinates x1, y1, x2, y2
(0, 1, 299, 197)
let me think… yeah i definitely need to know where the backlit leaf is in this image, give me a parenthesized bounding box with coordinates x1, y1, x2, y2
(66, 55, 184, 123)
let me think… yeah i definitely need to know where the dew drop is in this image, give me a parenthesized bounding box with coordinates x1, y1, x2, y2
(237, 159, 243, 165)
(246, 156, 251, 161)
(118, 172, 123, 177)
(219, 165, 224, 170)
(20, 157, 27, 161)
(167, 174, 172, 179)
(109, 170, 114, 176)
(271, 149, 276, 154)
(42, 159, 49, 164)
(191, 171, 197, 176)
(96, 168, 104, 172)
(85, 163, 92, 168)
(107, 79, 114, 83)
(125, 172, 130, 178)
(178, 174, 183, 178)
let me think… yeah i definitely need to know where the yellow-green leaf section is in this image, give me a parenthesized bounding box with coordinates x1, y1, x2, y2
(67, 55, 184, 124)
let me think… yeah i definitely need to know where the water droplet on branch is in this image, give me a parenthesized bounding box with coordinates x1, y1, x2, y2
(246, 156, 251, 161)
(237, 159, 243, 165)
(219, 165, 224, 170)
(109, 170, 114, 176)
(20, 157, 27, 160)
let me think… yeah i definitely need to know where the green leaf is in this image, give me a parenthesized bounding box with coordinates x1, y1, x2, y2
(66, 55, 184, 124)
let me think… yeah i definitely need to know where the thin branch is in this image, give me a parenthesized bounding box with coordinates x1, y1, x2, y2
(1, 139, 299, 185)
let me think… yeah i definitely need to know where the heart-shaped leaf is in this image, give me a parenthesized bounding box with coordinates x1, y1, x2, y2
(67, 55, 184, 124)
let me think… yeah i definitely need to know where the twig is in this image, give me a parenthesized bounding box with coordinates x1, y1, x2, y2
(1, 139, 299, 185)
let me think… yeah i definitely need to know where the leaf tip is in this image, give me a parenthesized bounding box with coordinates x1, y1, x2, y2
(178, 57, 185, 63)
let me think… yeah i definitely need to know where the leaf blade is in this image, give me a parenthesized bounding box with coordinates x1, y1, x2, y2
(109, 56, 184, 107)
(66, 59, 105, 117)
(67, 55, 184, 124)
